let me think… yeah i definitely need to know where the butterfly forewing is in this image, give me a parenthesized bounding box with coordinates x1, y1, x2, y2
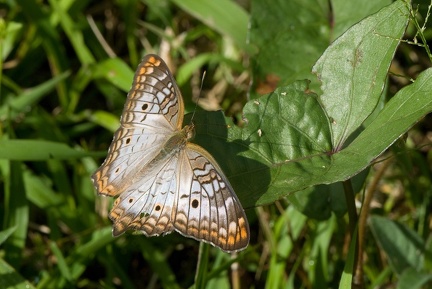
(121, 55, 184, 129)
(92, 55, 183, 196)
(92, 54, 250, 252)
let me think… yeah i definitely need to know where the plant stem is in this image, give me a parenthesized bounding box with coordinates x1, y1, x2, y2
(342, 179, 360, 288)
(354, 158, 392, 288)
(343, 179, 358, 236)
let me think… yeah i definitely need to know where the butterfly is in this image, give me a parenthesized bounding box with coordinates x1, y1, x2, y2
(92, 54, 249, 252)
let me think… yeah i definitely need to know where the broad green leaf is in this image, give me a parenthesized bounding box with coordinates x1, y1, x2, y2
(331, 0, 392, 38)
(313, 0, 409, 149)
(187, 1, 429, 208)
(287, 168, 368, 220)
(328, 67, 432, 179)
(250, 0, 329, 90)
(370, 215, 425, 274)
(250, 0, 393, 93)
(188, 80, 331, 207)
(171, 0, 249, 49)
(234, 81, 332, 206)
(193, 66, 431, 207)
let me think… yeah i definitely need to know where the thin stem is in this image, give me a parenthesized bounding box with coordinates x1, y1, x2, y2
(353, 159, 392, 287)
(342, 179, 359, 288)
(343, 179, 358, 237)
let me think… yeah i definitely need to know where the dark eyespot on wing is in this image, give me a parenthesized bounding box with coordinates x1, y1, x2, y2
(191, 199, 199, 208)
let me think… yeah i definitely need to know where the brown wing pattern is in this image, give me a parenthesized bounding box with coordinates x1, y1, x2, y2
(173, 144, 250, 252)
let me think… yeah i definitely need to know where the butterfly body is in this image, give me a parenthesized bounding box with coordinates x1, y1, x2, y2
(92, 54, 249, 252)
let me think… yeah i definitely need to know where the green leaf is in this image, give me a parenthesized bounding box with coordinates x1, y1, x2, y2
(92, 58, 135, 92)
(331, 0, 393, 38)
(189, 80, 331, 207)
(0, 258, 36, 289)
(88, 110, 120, 133)
(171, 0, 249, 49)
(338, 226, 357, 289)
(328, 67, 432, 179)
(2, 160, 28, 268)
(23, 170, 64, 208)
(176, 53, 218, 86)
(189, 1, 430, 208)
(250, 0, 393, 92)
(48, 0, 95, 65)
(369, 215, 425, 274)
(312, 0, 409, 149)
(287, 169, 368, 220)
(0, 72, 70, 118)
(50, 241, 72, 281)
(1, 21, 23, 60)
(250, 0, 330, 89)
(0, 140, 102, 160)
(195, 243, 210, 289)
(266, 206, 296, 288)
(14, 0, 71, 109)
(138, 238, 181, 289)
(397, 268, 432, 289)
(0, 226, 17, 246)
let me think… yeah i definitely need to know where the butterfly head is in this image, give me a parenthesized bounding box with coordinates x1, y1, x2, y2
(183, 123, 196, 141)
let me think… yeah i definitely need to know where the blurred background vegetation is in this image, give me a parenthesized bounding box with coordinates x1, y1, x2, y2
(1, 0, 432, 288)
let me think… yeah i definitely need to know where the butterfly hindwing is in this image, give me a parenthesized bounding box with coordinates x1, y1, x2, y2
(173, 144, 250, 252)
(110, 154, 180, 236)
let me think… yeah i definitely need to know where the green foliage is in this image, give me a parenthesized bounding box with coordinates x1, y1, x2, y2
(1, 0, 432, 288)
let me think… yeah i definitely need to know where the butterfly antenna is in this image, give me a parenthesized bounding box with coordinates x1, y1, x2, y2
(190, 70, 206, 124)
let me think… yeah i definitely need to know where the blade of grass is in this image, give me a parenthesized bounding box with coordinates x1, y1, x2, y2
(50, 241, 73, 281)
(195, 243, 210, 288)
(0, 139, 102, 160)
(0, 72, 70, 118)
(2, 161, 28, 268)
(338, 226, 357, 289)
(0, 258, 36, 289)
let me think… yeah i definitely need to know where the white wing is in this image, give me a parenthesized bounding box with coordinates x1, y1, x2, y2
(92, 54, 250, 252)
(92, 55, 184, 196)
